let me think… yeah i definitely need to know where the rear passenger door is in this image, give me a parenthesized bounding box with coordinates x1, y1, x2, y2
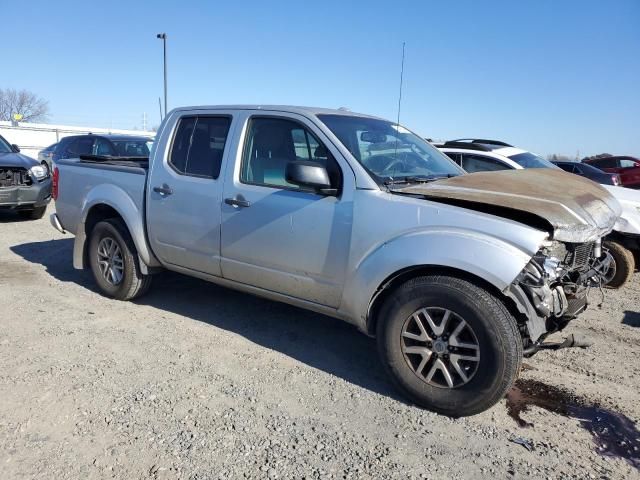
(146, 112, 235, 276)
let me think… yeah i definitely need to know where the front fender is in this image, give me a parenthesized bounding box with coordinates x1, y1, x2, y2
(339, 227, 546, 331)
(75, 183, 159, 269)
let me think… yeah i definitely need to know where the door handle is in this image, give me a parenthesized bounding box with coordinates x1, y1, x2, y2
(153, 184, 173, 196)
(224, 196, 251, 208)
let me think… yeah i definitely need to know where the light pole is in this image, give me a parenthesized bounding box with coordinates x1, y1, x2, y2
(156, 33, 167, 119)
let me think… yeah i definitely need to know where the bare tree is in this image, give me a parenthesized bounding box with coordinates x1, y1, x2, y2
(0, 88, 50, 123)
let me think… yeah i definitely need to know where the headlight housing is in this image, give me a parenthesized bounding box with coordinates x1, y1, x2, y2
(29, 165, 49, 181)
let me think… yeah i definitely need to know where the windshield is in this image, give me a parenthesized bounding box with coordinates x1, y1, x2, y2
(111, 140, 151, 157)
(508, 152, 557, 169)
(318, 114, 463, 183)
(0, 136, 13, 153)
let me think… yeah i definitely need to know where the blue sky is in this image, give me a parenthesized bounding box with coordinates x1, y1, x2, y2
(1, 0, 638, 157)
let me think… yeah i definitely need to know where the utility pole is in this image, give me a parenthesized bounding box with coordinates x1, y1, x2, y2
(142, 112, 147, 131)
(157, 33, 168, 119)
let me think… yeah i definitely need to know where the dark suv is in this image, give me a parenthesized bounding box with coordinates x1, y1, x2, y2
(0, 134, 51, 219)
(552, 161, 621, 186)
(52, 134, 153, 163)
(583, 156, 640, 188)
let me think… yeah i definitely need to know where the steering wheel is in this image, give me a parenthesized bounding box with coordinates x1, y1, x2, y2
(381, 158, 410, 175)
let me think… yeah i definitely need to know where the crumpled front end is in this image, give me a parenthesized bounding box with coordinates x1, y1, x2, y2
(506, 237, 612, 352)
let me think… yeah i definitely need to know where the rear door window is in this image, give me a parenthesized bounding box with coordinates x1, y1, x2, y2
(169, 116, 231, 179)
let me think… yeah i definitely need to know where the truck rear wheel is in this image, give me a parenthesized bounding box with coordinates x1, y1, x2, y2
(603, 240, 634, 289)
(88, 219, 152, 300)
(377, 275, 522, 417)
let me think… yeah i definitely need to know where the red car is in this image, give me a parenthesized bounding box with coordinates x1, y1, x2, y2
(584, 156, 640, 188)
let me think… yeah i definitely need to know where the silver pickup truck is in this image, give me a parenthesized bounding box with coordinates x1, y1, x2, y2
(51, 105, 620, 416)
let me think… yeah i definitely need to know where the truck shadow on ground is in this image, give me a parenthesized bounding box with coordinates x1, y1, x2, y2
(11, 238, 405, 404)
(622, 310, 640, 328)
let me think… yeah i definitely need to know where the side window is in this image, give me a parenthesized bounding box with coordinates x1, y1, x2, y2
(169, 116, 231, 178)
(67, 137, 94, 157)
(241, 117, 340, 191)
(557, 163, 576, 173)
(594, 158, 618, 169)
(461, 154, 510, 173)
(94, 138, 115, 156)
(444, 152, 461, 166)
(169, 117, 197, 173)
(620, 159, 638, 169)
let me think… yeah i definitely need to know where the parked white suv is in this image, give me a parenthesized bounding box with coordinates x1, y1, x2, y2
(437, 139, 640, 289)
(437, 139, 556, 172)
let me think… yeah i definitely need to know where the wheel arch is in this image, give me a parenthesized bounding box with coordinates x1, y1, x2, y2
(338, 229, 538, 335)
(365, 265, 527, 337)
(75, 188, 160, 272)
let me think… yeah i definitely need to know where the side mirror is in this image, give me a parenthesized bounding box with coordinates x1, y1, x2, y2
(285, 161, 337, 195)
(11, 144, 20, 153)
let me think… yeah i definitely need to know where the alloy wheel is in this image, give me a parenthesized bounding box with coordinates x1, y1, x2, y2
(97, 237, 124, 286)
(401, 307, 480, 388)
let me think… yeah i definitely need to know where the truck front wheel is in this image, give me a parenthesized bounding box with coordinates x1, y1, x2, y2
(377, 275, 522, 417)
(88, 219, 152, 300)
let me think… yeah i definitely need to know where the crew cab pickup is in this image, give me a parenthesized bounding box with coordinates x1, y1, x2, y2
(51, 105, 620, 416)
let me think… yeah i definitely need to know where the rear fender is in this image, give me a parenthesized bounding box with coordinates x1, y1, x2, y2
(339, 228, 546, 331)
(74, 184, 159, 270)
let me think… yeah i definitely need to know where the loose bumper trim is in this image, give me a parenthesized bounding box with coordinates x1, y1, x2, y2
(50, 213, 66, 234)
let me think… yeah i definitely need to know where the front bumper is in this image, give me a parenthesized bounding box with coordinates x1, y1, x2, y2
(0, 178, 52, 209)
(507, 242, 612, 344)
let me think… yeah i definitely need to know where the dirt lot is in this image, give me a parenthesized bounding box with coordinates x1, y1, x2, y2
(0, 206, 639, 479)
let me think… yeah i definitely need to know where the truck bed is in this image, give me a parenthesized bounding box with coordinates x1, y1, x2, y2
(54, 157, 147, 235)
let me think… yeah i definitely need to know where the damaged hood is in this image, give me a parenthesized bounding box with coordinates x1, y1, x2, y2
(396, 169, 621, 243)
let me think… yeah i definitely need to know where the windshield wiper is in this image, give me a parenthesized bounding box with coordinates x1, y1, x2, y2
(383, 174, 455, 186)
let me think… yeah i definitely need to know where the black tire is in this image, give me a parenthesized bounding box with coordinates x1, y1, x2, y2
(18, 205, 47, 220)
(603, 240, 634, 289)
(88, 218, 152, 300)
(377, 275, 522, 417)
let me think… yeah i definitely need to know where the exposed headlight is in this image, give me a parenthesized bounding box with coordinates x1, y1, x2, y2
(543, 257, 562, 281)
(29, 165, 49, 181)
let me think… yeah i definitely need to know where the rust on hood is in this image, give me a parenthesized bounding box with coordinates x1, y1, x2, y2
(397, 169, 621, 243)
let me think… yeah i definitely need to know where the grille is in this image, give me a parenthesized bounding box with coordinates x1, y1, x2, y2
(0, 168, 31, 187)
(566, 243, 593, 271)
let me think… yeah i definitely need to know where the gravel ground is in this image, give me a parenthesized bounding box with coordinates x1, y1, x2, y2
(1, 206, 639, 479)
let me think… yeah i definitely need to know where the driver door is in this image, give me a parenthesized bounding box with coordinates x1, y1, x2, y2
(220, 113, 354, 307)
